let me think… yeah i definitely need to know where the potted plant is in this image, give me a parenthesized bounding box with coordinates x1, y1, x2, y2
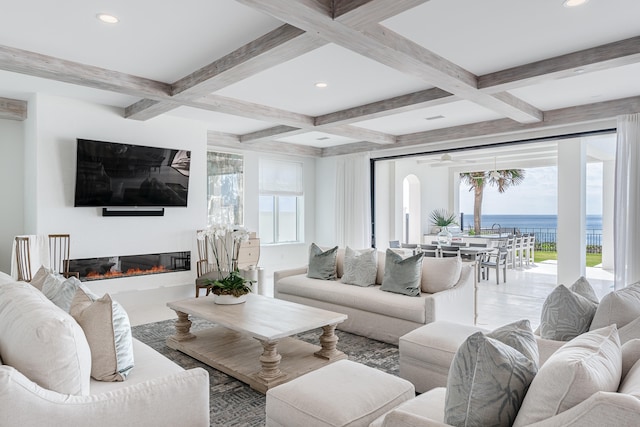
(197, 224, 255, 304)
(429, 209, 458, 232)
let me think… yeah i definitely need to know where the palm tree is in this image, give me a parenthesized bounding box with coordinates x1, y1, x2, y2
(460, 169, 525, 234)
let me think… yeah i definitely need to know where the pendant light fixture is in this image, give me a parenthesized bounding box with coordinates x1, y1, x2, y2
(489, 157, 501, 179)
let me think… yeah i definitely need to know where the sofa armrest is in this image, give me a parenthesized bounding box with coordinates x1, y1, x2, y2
(0, 366, 210, 427)
(274, 266, 308, 297)
(425, 263, 475, 325)
(525, 391, 640, 427)
(381, 410, 452, 427)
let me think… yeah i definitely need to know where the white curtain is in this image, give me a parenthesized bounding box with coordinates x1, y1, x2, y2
(614, 113, 640, 290)
(335, 153, 372, 248)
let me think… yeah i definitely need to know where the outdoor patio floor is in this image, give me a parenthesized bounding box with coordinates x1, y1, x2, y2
(476, 260, 614, 330)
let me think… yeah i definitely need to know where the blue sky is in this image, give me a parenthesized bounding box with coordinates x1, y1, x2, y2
(458, 164, 604, 215)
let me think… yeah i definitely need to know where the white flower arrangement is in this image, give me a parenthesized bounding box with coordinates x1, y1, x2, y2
(197, 224, 250, 275)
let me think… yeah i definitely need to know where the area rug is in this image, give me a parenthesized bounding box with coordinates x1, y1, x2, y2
(132, 318, 399, 426)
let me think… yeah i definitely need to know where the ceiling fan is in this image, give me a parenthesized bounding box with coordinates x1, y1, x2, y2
(417, 153, 476, 165)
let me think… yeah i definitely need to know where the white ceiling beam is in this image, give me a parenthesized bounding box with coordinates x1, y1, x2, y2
(208, 130, 322, 157)
(237, 0, 543, 123)
(0, 96, 27, 120)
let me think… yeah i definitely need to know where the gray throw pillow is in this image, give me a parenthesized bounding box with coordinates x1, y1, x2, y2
(445, 332, 538, 427)
(307, 243, 338, 280)
(380, 249, 423, 297)
(540, 284, 598, 341)
(569, 276, 599, 304)
(341, 247, 377, 287)
(487, 319, 539, 367)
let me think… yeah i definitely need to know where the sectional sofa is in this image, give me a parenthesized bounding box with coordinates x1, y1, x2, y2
(274, 248, 476, 345)
(0, 271, 210, 427)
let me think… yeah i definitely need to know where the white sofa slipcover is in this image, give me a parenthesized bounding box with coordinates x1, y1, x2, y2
(274, 249, 475, 345)
(0, 279, 210, 427)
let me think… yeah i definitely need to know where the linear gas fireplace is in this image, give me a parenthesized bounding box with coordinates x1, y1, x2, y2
(69, 251, 190, 281)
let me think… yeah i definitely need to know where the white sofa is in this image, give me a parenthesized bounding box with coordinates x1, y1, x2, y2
(274, 249, 476, 345)
(0, 274, 210, 427)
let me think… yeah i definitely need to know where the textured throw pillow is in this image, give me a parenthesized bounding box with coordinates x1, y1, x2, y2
(381, 250, 423, 297)
(569, 276, 599, 304)
(70, 287, 135, 381)
(590, 282, 640, 331)
(421, 256, 462, 293)
(29, 265, 51, 290)
(539, 284, 598, 341)
(341, 247, 377, 287)
(487, 319, 539, 367)
(514, 325, 621, 426)
(42, 274, 82, 312)
(307, 243, 338, 280)
(445, 331, 538, 427)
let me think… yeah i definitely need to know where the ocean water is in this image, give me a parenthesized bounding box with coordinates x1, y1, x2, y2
(459, 214, 602, 232)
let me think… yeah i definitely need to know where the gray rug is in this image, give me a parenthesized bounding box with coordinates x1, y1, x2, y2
(132, 318, 399, 426)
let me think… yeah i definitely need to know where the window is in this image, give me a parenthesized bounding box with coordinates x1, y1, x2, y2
(207, 152, 243, 225)
(259, 159, 303, 243)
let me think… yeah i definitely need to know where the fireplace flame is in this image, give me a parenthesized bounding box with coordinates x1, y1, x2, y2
(84, 265, 168, 280)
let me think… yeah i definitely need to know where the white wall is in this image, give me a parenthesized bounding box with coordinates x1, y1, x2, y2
(25, 94, 209, 295)
(0, 119, 25, 273)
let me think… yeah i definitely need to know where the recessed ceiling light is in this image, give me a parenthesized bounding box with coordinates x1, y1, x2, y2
(314, 82, 328, 88)
(96, 13, 119, 24)
(563, 0, 588, 8)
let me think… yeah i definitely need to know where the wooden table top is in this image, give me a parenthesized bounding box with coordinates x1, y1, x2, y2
(167, 294, 348, 341)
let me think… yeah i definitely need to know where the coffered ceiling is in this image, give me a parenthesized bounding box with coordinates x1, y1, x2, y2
(0, 0, 639, 157)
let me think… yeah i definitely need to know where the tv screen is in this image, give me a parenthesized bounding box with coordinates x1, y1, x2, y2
(74, 139, 190, 207)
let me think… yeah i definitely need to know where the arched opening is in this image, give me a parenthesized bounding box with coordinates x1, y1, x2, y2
(402, 174, 421, 244)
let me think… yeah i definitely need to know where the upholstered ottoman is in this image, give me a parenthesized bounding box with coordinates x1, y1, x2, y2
(265, 360, 415, 427)
(399, 321, 485, 393)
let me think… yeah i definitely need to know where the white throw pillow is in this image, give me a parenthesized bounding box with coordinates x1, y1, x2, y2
(0, 271, 14, 285)
(0, 282, 91, 395)
(539, 284, 597, 341)
(420, 256, 462, 293)
(341, 247, 377, 287)
(70, 287, 135, 381)
(590, 282, 640, 331)
(29, 265, 51, 291)
(42, 274, 82, 312)
(514, 325, 622, 426)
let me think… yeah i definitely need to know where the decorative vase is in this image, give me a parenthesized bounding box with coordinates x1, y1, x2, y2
(213, 293, 248, 305)
(437, 226, 453, 245)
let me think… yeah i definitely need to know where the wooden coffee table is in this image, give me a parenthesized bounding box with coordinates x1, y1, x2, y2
(166, 294, 348, 393)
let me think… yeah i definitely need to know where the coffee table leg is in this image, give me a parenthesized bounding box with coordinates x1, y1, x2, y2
(170, 310, 196, 342)
(257, 339, 285, 381)
(314, 324, 346, 361)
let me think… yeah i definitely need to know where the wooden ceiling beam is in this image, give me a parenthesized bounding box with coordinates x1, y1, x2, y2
(237, 0, 543, 124)
(479, 36, 640, 93)
(322, 96, 640, 156)
(0, 44, 170, 99)
(208, 130, 322, 157)
(0, 97, 27, 121)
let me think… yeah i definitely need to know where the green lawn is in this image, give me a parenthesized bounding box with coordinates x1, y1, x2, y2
(534, 251, 602, 267)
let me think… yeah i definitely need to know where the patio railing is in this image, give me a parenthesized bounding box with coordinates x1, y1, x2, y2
(475, 227, 602, 254)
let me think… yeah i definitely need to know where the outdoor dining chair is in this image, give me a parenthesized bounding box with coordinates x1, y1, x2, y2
(481, 247, 509, 284)
(419, 244, 439, 257)
(440, 245, 460, 258)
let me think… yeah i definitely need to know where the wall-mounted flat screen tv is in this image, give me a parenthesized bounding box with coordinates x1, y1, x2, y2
(74, 139, 190, 207)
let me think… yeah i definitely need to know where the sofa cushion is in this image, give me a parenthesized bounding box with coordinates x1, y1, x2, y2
(421, 256, 462, 294)
(0, 271, 13, 285)
(621, 339, 640, 381)
(0, 282, 91, 395)
(514, 325, 622, 426)
(277, 274, 430, 323)
(590, 282, 640, 331)
(70, 287, 135, 382)
(444, 330, 538, 427)
(619, 356, 640, 398)
(539, 284, 598, 341)
(381, 250, 423, 297)
(307, 243, 338, 280)
(42, 273, 82, 312)
(341, 247, 377, 287)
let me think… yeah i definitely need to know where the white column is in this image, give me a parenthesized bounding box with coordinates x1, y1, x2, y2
(557, 138, 586, 285)
(601, 160, 615, 270)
